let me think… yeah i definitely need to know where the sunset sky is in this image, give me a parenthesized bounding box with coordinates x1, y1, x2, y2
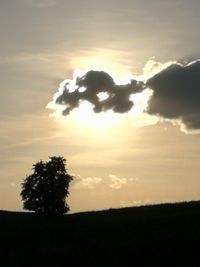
(1, 0, 200, 213)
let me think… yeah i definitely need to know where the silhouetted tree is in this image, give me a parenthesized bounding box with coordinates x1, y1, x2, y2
(21, 156, 73, 215)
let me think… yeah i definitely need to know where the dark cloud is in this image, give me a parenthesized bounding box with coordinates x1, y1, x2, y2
(147, 60, 200, 130)
(53, 59, 200, 131)
(55, 70, 145, 115)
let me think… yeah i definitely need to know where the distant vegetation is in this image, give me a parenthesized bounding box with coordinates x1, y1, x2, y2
(20, 156, 73, 216)
(1, 201, 200, 266)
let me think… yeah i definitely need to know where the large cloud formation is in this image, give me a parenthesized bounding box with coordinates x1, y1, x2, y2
(52, 59, 200, 131)
(147, 60, 200, 130)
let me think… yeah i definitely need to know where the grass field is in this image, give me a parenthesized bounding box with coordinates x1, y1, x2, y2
(1, 201, 200, 266)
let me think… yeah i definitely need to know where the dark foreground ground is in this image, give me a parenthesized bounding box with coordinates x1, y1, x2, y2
(1, 201, 200, 266)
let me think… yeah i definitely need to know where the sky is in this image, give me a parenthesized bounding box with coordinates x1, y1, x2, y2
(1, 0, 200, 213)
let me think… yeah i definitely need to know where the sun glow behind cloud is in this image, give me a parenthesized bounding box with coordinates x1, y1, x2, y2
(142, 59, 176, 80)
(47, 69, 118, 130)
(66, 48, 133, 78)
(47, 59, 177, 132)
(47, 70, 150, 131)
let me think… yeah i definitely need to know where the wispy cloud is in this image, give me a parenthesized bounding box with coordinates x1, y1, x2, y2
(109, 174, 139, 189)
(109, 174, 127, 189)
(119, 200, 142, 207)
(72, 175, 102, 190)
(119, 199, 151, 208)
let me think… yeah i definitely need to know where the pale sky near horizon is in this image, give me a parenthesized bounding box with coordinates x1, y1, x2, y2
(1, 0, 200, 213)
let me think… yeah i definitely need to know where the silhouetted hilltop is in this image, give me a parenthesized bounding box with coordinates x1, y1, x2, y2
(1, 201, 200, 266)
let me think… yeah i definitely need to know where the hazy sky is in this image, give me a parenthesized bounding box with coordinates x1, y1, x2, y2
(1, 0, 200, 213)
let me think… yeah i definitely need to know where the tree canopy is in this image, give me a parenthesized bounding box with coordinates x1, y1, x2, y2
(21, 156, 73, 215)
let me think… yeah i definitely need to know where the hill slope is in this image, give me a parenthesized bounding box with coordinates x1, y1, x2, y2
(1, 201, 200, 266)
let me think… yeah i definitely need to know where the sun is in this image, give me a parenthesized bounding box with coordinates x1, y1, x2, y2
(68, 102, 120, 131)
